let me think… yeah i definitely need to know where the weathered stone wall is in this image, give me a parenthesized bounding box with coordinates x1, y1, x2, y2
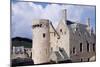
(56, 20, 70, 59)
(69, 23, 96, 62)
(11, 46, 31, 59)
(32, 19, 50, 64)
(32, 10, 96, 63)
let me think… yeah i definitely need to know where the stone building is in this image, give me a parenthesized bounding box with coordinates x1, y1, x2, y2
(32, 9, 96, 64)
(11, 37, 32, 59)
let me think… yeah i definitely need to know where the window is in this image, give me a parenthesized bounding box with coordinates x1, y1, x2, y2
(87, 41, 89, 52)
(60, 29, 63, 34)
(60, 29, 62, 32)
(87, 58, 90, 62)
(43, 33, 45, 38)
(93, 43, 95, 52)
(81, 58, 83, 62)
(80, 43, 82, 52)
(73, 47, 75, 54)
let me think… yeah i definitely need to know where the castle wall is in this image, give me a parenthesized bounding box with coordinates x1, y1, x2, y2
(32, 19, 50, 64)
(69, 23, 96, 62)
(56, 20, 70, 59)
(11, 46, 28, 59)
(49, 23, 59, 52)
(31, 10, 96, 63)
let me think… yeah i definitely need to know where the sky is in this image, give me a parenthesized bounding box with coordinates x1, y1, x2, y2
(11, 1, 96, 39)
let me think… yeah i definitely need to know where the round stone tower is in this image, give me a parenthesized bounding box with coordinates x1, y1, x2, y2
(32, 19, 50, 64)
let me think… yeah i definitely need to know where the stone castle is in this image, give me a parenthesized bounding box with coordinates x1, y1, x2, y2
(32, 9, 96, 64)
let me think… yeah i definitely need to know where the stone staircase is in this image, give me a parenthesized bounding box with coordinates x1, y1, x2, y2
(50, 47, 69, 63)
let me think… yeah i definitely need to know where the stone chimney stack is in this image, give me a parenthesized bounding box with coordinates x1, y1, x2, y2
(62, 9, 67, 21)
(86, 18, 90, 27)
(86, 18, 91, 34)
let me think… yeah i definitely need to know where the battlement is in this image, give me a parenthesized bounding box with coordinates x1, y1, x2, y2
(32, 19, 50, 29)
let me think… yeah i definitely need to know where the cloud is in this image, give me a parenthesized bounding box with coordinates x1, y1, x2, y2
(11, 2, 95, 39)
(12, 2, 43, 39)
(41, 4, 62, 27)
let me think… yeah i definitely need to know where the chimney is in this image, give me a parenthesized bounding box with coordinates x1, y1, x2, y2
(86, 17, 90, 27)
(86, 17, 91, 34)
(62, 9, 67, 21)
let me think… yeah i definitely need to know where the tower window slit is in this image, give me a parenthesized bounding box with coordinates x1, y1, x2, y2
(43, 33, 45, 38)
